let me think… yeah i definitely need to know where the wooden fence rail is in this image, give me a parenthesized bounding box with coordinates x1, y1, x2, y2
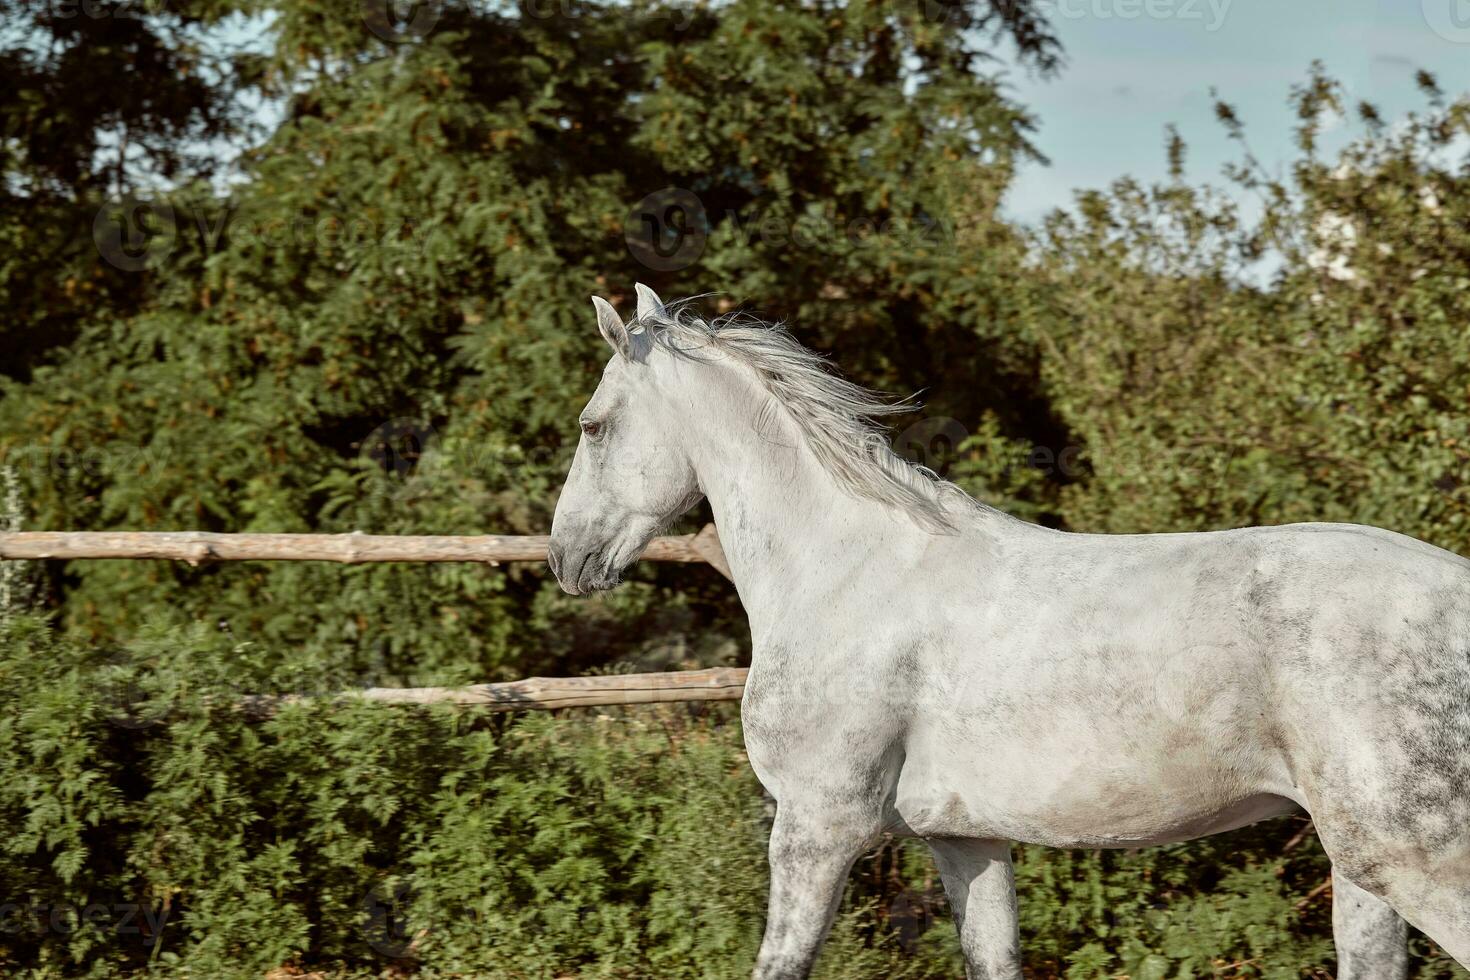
(238, 667, 749, 719)
(0, 525, 733, 578)
(1, 525, 740, 715)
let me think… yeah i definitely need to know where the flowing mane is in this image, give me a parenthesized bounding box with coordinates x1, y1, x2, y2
(635, 300, 985, 534)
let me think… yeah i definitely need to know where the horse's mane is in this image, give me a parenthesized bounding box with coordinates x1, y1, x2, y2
(636, 300, 988, 534)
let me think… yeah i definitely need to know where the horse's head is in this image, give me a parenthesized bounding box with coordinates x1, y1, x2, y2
(548, 284, 705, 595)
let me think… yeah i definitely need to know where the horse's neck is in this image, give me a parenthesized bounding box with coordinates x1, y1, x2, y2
(677, 363, 924, 634)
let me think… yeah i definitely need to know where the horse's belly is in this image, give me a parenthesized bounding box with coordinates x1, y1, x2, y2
(891, 778, 1299, 847)
(890, 728, 1301, 847)
(1000, 792, 1297, 848)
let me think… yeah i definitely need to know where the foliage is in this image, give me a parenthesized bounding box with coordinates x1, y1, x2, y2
(1018, 67, 1470, 548)
(0, 611, 946, 978)
(0, 615, 1382, 978)
(0, 0, 258, 378)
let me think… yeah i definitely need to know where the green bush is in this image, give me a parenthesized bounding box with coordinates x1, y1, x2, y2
(0, 612, 1463, 977)
(0, 612, 950, 977)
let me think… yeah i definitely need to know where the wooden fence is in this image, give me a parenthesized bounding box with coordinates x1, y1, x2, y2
(238, 667, 749, 719)
(0, 526, 734, 578)
(0, 525, 745, 714)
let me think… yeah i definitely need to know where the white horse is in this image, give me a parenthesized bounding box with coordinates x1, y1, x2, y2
(548, 284, 1470, 979)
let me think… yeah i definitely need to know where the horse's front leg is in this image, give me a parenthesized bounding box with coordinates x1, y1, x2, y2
(1332, 866, 1407, 979)
(929, 838, 1023, 980)
(753, 802, 878, 980)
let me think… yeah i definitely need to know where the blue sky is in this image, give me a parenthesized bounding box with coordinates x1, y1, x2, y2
(999, 0, 1470, 224)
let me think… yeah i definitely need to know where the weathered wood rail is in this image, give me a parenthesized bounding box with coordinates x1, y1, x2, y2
(0, 524, 732, 579)
(0, 525, 741, 714)
(238, 667, 749, 719)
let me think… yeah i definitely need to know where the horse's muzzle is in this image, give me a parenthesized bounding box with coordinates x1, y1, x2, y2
(546, 538, 622, 595)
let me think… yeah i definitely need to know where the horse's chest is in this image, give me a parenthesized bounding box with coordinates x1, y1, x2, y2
(739, 651, 905, 799)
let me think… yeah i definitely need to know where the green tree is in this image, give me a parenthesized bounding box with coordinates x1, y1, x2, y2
(0, 0, 1060, 687)
(0, 0, 259, 378)
(1015, 67, 1470, 558)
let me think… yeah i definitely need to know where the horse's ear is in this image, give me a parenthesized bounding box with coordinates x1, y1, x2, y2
(592, 296, 632, 360)
(634, 282, 665, 322)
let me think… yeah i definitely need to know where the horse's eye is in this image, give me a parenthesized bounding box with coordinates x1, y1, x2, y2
(580, 419, 602, 438)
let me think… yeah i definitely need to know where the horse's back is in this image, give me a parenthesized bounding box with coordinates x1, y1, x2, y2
(999, 519, 1470, 772)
